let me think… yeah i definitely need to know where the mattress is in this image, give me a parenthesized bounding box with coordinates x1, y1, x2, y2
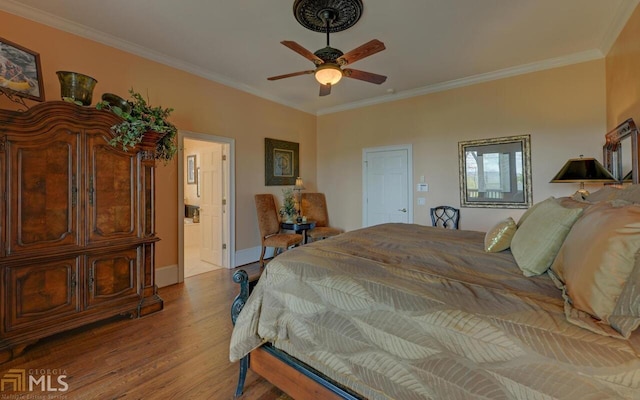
(230, 223, 640, 399)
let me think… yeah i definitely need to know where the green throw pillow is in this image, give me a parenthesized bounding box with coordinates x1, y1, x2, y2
(511, 197, 583, 277)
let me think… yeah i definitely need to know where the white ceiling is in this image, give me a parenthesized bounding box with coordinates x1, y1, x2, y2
(1, 0, 638, 115)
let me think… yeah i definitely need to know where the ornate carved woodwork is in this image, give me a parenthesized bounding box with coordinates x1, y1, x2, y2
(293, 0, 363, 33)
(0, 101, 163, 363)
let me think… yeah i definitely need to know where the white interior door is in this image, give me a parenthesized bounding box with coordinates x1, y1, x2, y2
(200, 143, 222, 266)
(363, 146, 412, 227)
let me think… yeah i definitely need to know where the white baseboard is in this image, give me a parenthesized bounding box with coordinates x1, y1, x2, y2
(156, 264, 178, 288)
(234, 246, 274, 267)
(155, 247, 273, 287)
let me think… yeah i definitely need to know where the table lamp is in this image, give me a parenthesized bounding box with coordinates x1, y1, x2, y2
(294, 177, 305, 221)
(550, 156, 617, 196)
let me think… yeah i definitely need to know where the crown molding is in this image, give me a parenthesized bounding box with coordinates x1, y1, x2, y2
(599, 0, 640, 55)
(0, 0, 628, 117)
(0, 0, 314, 114)
(317, 49, 603, 116)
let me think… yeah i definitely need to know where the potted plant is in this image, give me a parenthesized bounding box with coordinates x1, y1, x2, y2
(279, 188, 297, 222)
(96, 88, 177, 162)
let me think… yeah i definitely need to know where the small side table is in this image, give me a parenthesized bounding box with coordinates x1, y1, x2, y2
(281, 221, 316, 244)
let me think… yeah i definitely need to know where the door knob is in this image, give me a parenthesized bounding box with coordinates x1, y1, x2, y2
(398, 208, 407, 212)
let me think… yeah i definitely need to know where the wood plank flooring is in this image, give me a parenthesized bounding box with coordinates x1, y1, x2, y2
(0, 263, 282, 400)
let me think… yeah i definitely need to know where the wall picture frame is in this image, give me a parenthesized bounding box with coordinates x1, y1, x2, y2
(265, 138, 299, 186)
(458, 134, 532, 209)
(196, 167, 201, 197)
(187, 154, 197, 184)
(0, 36, 45, 101)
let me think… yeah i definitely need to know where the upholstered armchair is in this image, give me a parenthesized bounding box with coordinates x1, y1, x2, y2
(301, 193, 343, 241)
(255, 194, 303, 267)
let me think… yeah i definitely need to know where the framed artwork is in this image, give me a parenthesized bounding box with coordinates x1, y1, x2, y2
(265, 138, 299, 186)
(458, 135, 532, 209)
(0, 37, 45, 101)
(196, 167, 201, 197)
(187, 155, 197, 184)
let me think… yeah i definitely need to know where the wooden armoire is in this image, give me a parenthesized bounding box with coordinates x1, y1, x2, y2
(0, 101, 163, 363)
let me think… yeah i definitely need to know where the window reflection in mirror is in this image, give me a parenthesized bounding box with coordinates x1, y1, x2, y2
(603, 118, 638, 184)
(459, 135, 532, 208)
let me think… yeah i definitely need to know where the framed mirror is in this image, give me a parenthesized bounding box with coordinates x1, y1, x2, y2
(603, 118, 638, 184)
(458, 134, 532, 208)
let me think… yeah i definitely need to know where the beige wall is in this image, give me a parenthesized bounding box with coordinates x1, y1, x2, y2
(606, 4, 640, 131)
(0, 11, 317, 269)
(2, 6, 630, 268)
(318, 60, 607, 232)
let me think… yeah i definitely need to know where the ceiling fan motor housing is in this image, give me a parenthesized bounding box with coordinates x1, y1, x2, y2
(314, 46, 344, 63)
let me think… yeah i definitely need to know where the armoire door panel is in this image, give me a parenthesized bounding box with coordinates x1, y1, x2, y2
(86, 133, 138, 243)
(86, 248, 140, 309)
(142, 162, 154, 237)
(4, 257, 80, 332)
(8, 130, 80, 254)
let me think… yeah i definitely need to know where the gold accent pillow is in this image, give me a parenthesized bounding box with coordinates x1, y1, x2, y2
(551, 200, 640, 337)
(511, 197, 583, 277)
(484, 217, 517, 253)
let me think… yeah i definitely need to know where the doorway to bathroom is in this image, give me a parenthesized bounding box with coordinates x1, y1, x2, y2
(178, 131, 235, 280)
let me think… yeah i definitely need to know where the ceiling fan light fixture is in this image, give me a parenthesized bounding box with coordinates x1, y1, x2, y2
(315, 64, 343, 85)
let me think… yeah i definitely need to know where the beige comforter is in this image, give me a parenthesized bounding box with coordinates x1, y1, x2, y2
(230, 223, 640, 399)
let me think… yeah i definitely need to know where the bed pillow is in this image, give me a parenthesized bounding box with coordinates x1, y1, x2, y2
(585, 186, 622, 203)
(484, 217, 517, 253)
(516, 201, 539, 227)
(510, 197, 583, 277)
(619, 184, 640, 203)
(550, 200, 640, 337)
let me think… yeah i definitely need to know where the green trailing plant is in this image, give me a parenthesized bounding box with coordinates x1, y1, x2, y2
(96, 88, 178, 162)
(280, 188, 297, 221)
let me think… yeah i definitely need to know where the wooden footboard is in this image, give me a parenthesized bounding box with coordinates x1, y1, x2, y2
(231, 269, 362, 399)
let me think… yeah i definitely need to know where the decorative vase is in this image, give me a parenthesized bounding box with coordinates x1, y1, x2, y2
(101, 92, 131, 114)
(56, 71, 98, 106)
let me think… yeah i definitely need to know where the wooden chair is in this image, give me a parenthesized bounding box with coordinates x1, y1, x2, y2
(301, 193, 343, 241)
(255, 194, 303, 267)
(430, 205, 460, 229)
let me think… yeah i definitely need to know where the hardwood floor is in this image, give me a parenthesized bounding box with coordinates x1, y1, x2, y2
(0, 263, 281, 399)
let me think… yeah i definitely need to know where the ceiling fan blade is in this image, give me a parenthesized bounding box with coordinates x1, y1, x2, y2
(337, 39, 386, 65)
(343, 69, 387, 84)
(319, 84, 331, 96)
(267, 70, 315, 81)
(281, 41, 324, 65)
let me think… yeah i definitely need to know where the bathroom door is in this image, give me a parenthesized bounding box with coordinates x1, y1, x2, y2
(200, 143, 223, 266)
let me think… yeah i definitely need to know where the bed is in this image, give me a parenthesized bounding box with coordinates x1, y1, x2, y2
(230, 195, 640, 399)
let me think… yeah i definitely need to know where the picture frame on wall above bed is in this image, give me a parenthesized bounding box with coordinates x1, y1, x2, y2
(0, 36, 45, 102)
(458, 134, 532, 208)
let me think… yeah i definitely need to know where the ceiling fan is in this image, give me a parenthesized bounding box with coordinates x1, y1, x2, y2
(268, 8, 387, 96)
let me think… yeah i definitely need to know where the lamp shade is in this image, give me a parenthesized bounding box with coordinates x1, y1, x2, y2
(294, 177, 305, 190)
(550, 157, 617, 183)
(315, 64, 343, 85)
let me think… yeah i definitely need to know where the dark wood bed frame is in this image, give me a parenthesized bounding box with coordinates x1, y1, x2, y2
(231, 270, 362, 399)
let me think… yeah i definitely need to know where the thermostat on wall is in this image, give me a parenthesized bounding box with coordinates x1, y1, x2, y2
(417, 183, 428, 192)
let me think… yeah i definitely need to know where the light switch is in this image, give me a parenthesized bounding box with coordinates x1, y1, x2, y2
(417, 197, 426, 205)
